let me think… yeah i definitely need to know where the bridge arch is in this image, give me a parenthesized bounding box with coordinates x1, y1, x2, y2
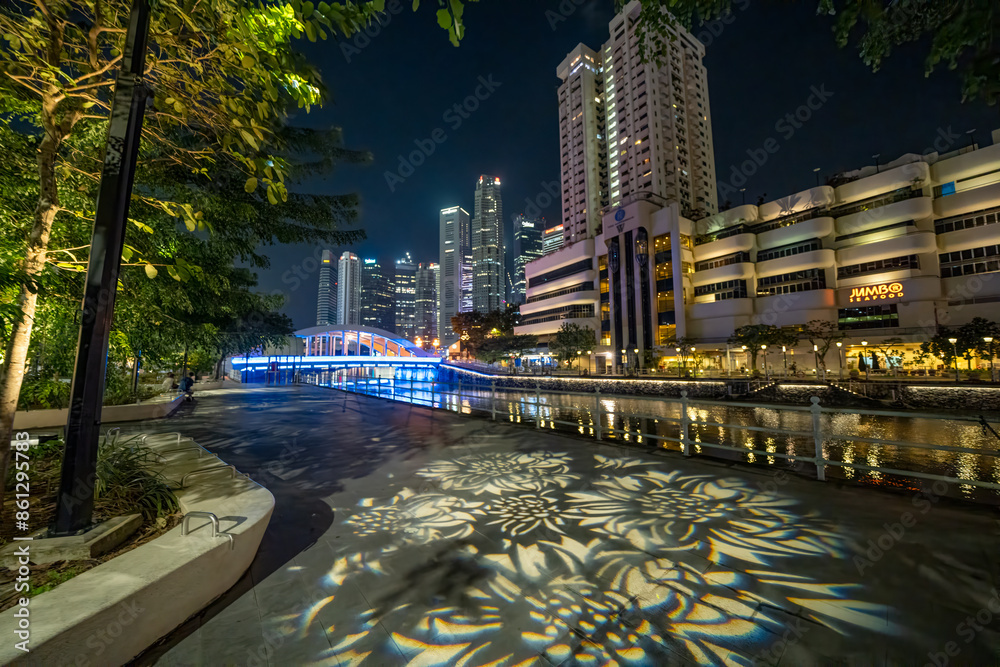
(295, 325, 435, 359)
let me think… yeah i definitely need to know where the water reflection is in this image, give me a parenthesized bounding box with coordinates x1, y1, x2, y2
(308, 370, 1000, 502)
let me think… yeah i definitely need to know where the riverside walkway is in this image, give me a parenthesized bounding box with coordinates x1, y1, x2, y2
(129, 385, 1000, 666)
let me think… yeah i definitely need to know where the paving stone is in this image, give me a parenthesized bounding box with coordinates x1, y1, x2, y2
(125, 386, 1000, 666)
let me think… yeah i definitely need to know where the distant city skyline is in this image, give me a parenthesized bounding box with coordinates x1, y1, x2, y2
(266, 0, 996, 330)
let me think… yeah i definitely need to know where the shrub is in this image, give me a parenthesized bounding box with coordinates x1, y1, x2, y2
(17, 376, 71, 410)
(95, 434, 178, 520)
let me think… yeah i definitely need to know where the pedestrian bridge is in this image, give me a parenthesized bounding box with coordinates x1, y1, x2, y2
(232, 325, 440, 383)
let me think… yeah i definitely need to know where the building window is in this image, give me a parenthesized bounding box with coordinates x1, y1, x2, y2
(756, 268, 826, 296)
(695, 251, 750, 272)
(838, 305, 899, 330)
(756, 239, 822, 263)
(934, 205, 1000, 234)
(939, 244, 1000, 278)
(527, 258, 594, 288)
(525, 281, 594, 304)
(520, 304, 595, 326)
(837, 255, 919, 279)
(694, 279, 748, 300)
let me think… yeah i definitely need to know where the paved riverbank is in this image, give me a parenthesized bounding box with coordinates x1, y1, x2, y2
(124, 385, 1000, 665)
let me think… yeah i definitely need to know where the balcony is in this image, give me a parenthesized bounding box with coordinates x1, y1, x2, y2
(934, 181, 1000, 219)
(834, 161, 931, 205)
(755, 249, 835, 278)
(692, 232, 755, 262)
(835, 231, 937, 266)
(690, 262, 755, 287)
(756, 216, 835, 250)
(835, 195, 933, 237)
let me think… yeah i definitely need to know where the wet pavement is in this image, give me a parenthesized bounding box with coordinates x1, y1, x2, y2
(126, 385, 1000, 666)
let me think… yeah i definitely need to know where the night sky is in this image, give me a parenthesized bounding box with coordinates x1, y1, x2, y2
(256, 0, 998, 330)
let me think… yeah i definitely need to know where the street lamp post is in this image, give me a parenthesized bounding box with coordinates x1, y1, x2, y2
(836, 341, 844, 380)
(948, 337, 960, 382)
(633, 348, 639, 376)
(690, 346, 696, 377)
(577, 350, 582, 375)
(985, 337, 996, 382)
(862, 340, 869, 381)
(741, 345, 748, 374)
(675, 347, 682, 378)
(782, 346, 788, 378)
(54, 0, 153, 536)
(761, 344, 768, 381)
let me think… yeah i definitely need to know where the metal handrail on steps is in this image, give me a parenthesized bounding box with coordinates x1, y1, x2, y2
(180, 464, 238, 488)
(180, 511, 234, 550)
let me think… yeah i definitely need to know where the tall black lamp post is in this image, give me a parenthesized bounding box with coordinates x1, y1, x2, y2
(53, 0, 152, 535)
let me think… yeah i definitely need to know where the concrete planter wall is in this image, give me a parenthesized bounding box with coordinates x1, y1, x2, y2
(12, 395, 184, 430)
(0, 433, 274, 666)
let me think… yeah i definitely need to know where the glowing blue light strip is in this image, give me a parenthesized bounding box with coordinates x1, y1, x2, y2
(233, 355, 441, 368)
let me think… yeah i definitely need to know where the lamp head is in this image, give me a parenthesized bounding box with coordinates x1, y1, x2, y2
(948, 338, 958, 344)
(985, 337, 995, 343)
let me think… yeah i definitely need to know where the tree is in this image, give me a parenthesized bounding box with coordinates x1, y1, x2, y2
(871, 337, 906, 377)
(451, 306, 520, 359)
(800, 319, 846, 376)
(477, 333, 538, 368)
(549, 323, 596, 369)
(626, 1, 1000, 105)
(957, 317, 1000, 368)
(728, 324, 795, 371)
(0, 0, 475, 504)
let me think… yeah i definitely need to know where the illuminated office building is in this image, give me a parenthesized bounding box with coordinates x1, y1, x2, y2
(336, 252, 361, 326)
(316, 249, 338, 326)
(361, 257, 395, 332)
(471, 175, 505, 312)
(439, 206, 471, 346)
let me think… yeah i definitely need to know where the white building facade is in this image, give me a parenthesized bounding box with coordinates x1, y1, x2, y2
(519, 132, 1000, 373)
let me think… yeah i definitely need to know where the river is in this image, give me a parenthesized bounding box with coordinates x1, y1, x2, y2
(304, 367, 1000, 503)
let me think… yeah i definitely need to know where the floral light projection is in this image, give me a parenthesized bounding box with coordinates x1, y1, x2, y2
(277, 450, 897, 666)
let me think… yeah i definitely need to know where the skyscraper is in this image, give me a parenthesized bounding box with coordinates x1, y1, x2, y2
(415, 262, 439, 342)
(361, 257, 395, 332)
(316, 249, 338, 326)
(394, 252, 417, 341)
(336, 252, 361, 326)
(471, 175, 504, 312)
(512, 215, 544, 304)
(438, 206, 470, 346)
(557, 44, 608, 245)
(557, 0, 717, 241)
(542, 223, 565, 255)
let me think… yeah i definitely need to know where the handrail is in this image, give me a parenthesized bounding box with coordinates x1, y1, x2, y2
(306, 373, 1000, 496)
(180, 464, 237, 488)
(159, 445, 206, 458)
(180, 511, 234, 550)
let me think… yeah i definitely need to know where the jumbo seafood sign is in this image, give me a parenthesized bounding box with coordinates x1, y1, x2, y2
(848, 282, 904, 303)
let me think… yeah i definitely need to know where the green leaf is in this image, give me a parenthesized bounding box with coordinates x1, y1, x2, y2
(267, 187, 278, 205)
(241, 55, 255, 69)
(144, 264, 158, 279)
(239, 129, 259, 151)
(412, 0, 419, 10)
(244, 177, 258, 193)
(436, 9, 451, 29)
(305, 22, 317, 42)
(372, 0, 385, 11)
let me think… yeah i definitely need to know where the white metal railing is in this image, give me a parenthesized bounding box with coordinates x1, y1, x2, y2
(302, 373, 1000, 495)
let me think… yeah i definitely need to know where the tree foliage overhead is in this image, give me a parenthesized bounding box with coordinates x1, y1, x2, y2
(0, 0, 478, 505)
(728, 324, 796, 370)
(625, 0, 1000, 105)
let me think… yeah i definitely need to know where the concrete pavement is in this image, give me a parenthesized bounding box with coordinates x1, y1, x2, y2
(126, 385, 1000, 666)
